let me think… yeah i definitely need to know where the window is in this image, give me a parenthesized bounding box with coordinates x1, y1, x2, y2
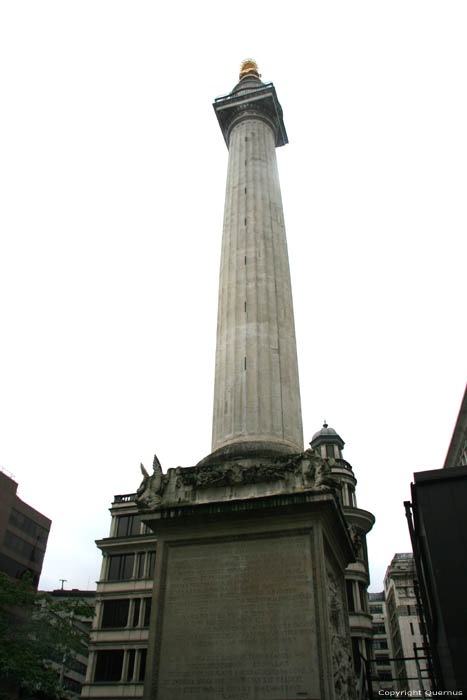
(370, 605, 383, 614)
(3, 530, 45, 565)
(373, 639, 388, 650)
(376, 655, 390, 665)
(133, 551, 157, 579)
(136, 552, 145, 578)
(63, 676, 82, 693)
(358, 582, 367, 611)
(326, 444, 335, 459)
(126, 650, 136, 682)
(132, 599, 141, 627)
(123, 649, 148, 682)
(143, 598, 152, 627)
(135, 551, 156, 579)
(101, 599, 129, 628)
(147, 551, 156, 577)
(138, 649, 147, 682)
(116, 515, 142, 538)
(68, 657, 87, 675)
(372, 624, 386, 635)
(346, 580, 355, 612)
(9, 509, 49, 544)
(107, 554, 134, 581)
(94, 650, 124, 682)
(378, 671, 392, 681)
(351, 637, 361, 673)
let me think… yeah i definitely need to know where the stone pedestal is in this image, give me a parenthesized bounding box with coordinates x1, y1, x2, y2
(137, 452, 356, 700)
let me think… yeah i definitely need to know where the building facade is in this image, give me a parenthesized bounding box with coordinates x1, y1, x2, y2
(407, 382, 467, 693)
(46, 588, 96, 699)
(369, 553, 431, 693)
(384, 553, 430, 692)
(83, 428, 378, 697)
(82, 495, 155, 699)
(368, 592, 393, 691)
(310, 424, 375, 679)
(0, 468, 51, 588)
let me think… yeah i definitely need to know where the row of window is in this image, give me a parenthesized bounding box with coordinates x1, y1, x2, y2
(346, 579, 368, 613)
(106, 551, 156, 581)
(403, 604, 417, 616)
(377, 671, 392, 681)
(338, 482, 357, 508)
(373, 638, 388, 650)
(351, 637, 373, 674)
(94, 649, 147, 683)
(49, 648, 88, 675)
(370, 604, 383, 614)
(401, 586, 415, 597)
(0, 551, 39, 586)
(9, 508, 49, 544)
(375, 654, 390, 665)
(67, 657, 88, 675)
(115, 515, 145, 538)
(63, 676, 82, 693)
(101, 597, 152, 629)
(3, 530, 45, 565)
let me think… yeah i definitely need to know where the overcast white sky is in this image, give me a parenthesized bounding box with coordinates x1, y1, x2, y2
(0, 1, 465, 593)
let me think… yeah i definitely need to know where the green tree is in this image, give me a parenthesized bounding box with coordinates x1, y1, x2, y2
(0, 573, 94, 699)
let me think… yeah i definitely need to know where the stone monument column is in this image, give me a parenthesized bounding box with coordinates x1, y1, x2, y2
(138, 62, 357, 700)
(209, 60, 303, 462)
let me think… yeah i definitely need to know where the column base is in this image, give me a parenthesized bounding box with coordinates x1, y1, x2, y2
(198, 440, 300, 466)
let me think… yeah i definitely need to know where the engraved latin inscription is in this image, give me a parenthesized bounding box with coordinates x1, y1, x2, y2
(155, 534, 319, 700)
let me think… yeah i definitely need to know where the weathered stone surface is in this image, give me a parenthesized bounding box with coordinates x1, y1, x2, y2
(155, 534, 318, 700)
(136, 449, 340, 513)
(210, 114, 303, 458)
(139, 449, 356, 700)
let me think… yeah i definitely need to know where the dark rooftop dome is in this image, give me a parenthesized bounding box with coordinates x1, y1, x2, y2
(310, 422, 345, 450)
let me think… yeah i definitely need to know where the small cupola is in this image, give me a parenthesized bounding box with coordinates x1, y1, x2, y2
(309, 422, 345, 460)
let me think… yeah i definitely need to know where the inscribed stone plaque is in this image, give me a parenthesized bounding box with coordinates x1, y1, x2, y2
(155, 532, 319, 700)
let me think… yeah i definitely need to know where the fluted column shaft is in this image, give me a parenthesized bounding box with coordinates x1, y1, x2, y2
(212, 117, 303, 455)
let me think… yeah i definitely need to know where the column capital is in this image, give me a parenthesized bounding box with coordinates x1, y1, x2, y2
(213, 80, 288, 149)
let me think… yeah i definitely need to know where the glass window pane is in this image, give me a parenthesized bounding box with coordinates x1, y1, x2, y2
(94, 650, 124, 682)
(122, 554, 134, 579)
(132, 599, 141, 627)
(346, 580, 355, 612)
(138, 649, 147, 682)
(126, 650, 136, 682)
(101, 599, 129, 628)
(147, 551, 156, 577)
(117, 516, 130, 537)
(143, 598, 152, 627)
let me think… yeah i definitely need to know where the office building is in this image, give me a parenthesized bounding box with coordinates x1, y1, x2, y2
(407, 383, 467, 693)
(0, 468, 51, 588)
